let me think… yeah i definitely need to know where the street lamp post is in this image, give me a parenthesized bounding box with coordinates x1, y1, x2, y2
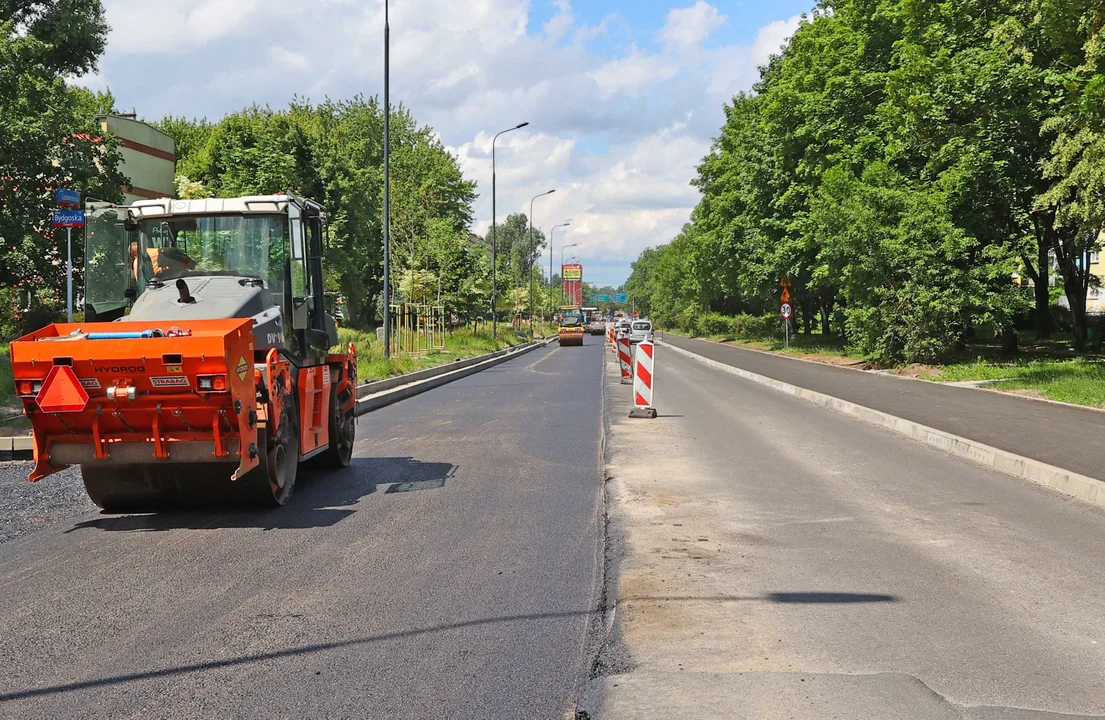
(528, 189, 555, 339)
(383, 0, 391, 358)
(490, 121, 529, 340)
(548, 223, 571, 316)
(560, 243, 578, 306)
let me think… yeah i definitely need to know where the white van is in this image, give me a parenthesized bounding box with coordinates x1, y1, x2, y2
(629, 320, 653, 344)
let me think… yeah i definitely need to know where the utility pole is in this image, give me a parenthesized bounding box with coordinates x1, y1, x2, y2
(382, 0, 391, 359)
(528, 189, 555, 340)
(490, 121, 528, 341)
(549, 222, 570, 318)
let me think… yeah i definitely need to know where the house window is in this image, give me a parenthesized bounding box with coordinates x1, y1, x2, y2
(1091, 251, 1101, 264)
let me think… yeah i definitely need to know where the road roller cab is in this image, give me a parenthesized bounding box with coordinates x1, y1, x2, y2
(10, 194, 358, 511)
(558, 305, 585, 346)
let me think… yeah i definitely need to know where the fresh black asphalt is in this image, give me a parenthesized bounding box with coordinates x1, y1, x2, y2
(0, 337, 606, 719)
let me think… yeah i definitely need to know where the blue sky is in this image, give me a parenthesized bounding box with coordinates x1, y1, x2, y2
(79, 0, 814, 288)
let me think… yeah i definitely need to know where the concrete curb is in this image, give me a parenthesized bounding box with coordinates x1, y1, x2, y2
(660, 340, 1105, 509)
(0, 435, 34, 462)
(355, 336, 556, 416)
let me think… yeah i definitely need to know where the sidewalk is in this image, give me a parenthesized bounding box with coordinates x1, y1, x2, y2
(661, 333, 1105, 481)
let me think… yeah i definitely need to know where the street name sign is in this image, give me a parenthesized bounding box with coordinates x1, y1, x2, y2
(52, 209, 85, 228)
(56, 188, 81, 208)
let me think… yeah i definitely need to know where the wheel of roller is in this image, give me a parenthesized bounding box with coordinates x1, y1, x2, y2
(243, 392, 300, 507)
(317, 386, 355, 468)
(82, 465, 181, 513)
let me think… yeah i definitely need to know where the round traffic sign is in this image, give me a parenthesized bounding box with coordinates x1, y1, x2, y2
(780, 302, 794, 320)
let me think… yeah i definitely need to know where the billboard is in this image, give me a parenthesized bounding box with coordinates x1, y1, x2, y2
(562, 264, 583, 306)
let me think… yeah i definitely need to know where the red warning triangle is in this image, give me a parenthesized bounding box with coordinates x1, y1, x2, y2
(36, 365, 90, 413)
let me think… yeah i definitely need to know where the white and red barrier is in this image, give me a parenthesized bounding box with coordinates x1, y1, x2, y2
(617, 335, 632, 382)
(629, 341, 657, 419)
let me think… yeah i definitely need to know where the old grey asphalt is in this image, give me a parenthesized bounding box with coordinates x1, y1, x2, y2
(0, 337, 606, 719)
(661, 332, 1105, 479)
(587, 343, 1105, 718)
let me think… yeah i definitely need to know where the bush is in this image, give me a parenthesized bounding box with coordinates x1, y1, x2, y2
(732, 313, 783, 340)
(674, 304, 701, 333)
(694, 312, 733, 337)
(844, 291, 961, 365)
(0, 286, 65, 342)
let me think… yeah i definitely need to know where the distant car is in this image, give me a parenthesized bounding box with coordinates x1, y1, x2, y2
(629, 320, 653, 344)
(616, 320, 632, 336)
(588, 318, 606, 335)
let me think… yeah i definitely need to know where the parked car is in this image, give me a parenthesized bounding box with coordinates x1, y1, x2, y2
(616, 320, 632, 337)
(629, 320, 653, 344)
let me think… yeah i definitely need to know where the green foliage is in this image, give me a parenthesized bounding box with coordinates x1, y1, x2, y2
(482, 213, 546, 295)
(732, 313, 783, 341)
(0, 3, 125, 338)
(625, 0, 1104, 363)
(694, 312, 733, 338)
(159, 97, 479, 328)
(0, 342, 13, 406)
(934, 358, 1105, 408)
(336, 325, 523, 381)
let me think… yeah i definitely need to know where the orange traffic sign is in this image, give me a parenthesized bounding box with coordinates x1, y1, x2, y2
(780, 287, 792, 303)
(779, 275, 791, 288)
(35, 365, 90, 413)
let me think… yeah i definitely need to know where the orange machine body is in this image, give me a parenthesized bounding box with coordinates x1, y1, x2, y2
(10, 319, 260, 483)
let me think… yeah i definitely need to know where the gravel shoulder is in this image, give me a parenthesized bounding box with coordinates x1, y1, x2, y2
(0, 464, 96, 545)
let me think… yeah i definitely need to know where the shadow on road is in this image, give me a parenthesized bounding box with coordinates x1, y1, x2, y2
(63, 456, 457, 533)
(0, 607, 597, 702)
(625, 592, 898, 604)
(0, 592, 896, 702)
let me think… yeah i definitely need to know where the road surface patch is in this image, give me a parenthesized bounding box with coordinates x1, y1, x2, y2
(660, 340, 1105, 509)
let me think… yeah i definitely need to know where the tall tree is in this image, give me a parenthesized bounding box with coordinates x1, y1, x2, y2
(0, 1, 126, 336)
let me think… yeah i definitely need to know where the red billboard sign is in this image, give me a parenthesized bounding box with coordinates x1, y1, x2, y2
(562, 264, 583, 306)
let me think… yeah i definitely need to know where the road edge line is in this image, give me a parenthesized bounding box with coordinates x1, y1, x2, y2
(354, 337, 555, 416)
(659, 340, 1105, 509)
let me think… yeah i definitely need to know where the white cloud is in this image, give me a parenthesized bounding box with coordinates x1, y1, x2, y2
(752, 15, 805, 66)
(70, 70, 109, 91)
(659, 1, 728, 51)
(588, 50, 680, 98)
(544, 0, 575, 44)
(93, 0, 810, 287)
(706, 13, 804, 97)
(103, 0, 274, 54)
(269, 46, 311, 72)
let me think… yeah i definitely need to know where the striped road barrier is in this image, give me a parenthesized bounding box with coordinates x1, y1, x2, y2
(629, 340, 657, 419)
(617, 334, 633, 384)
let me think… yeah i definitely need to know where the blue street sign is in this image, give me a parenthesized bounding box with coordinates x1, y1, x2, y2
(56, 188, 81, 208)
(614, 294, 628, 303)
(52, 209, 85, 228)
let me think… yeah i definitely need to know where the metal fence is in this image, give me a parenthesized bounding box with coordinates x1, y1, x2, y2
(389, 303, 446, 356)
